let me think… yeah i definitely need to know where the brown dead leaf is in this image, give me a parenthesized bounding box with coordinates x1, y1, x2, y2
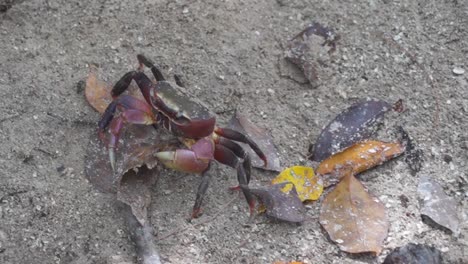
(317, 140, 405, 187)
(85, 64, 145, 114)
(250, 183, 306, 223)
(319, 172, 388, 255)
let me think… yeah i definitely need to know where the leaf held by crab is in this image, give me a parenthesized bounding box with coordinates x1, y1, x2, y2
(271, 166, 323, 201)
(310, 99, 393, 162)
(85, 64, 145, 114)
(251, 183, 306, 223)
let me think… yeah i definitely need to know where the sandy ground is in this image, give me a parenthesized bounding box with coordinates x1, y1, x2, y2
(1, 0, 467, 263)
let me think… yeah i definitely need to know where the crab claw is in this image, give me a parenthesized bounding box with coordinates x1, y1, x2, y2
(109, 147, 116, 172)
(154, 150, 210, 174)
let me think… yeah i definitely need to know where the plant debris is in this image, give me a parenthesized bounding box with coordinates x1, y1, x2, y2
(418, 176, 460, 235)
(284, 22, 339, 87)
(310, 99, 393, 162)
(316, 140, 405, 187)
(271, 166, 323, 201)
(251, 183, 306, 223)
(398, 127, 424, 174)
(228, 111, 281, 171)
(319, 172, 388, 255)
(383, 243, 442, 264)
(85, 64, 145, 114)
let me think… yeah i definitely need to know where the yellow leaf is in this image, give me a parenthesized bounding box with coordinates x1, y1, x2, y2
(271, 166, 323, 202)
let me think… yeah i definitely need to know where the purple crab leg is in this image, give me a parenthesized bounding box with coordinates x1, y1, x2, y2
(215, 127, 267, 167)
(137, 54, 166, 81)
(214, 144, 255, 221)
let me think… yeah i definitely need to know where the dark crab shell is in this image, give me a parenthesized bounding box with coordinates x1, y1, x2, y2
(153, 81, 216, 139)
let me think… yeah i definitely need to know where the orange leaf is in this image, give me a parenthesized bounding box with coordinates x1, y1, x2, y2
(319, 172, 388, 255)
(316, 140, 405, 187)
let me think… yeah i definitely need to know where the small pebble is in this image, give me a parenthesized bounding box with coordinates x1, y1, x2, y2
(267, 88, 275, 95)
(452, 67, 465, 75)
(182, 7, 189, 14)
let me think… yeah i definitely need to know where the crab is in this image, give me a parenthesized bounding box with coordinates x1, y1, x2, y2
(98, 54, 267, 220)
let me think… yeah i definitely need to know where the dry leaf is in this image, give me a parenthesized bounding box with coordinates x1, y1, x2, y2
(418, 176, 460, 235)
(251, 183, 306, 223)
(85, 64, 145, 114)
(271, 166, 323, 201)
(319, 172, 388, 255)
(228, 111, 281, 171)
(310, 99, 392, 162)
(284, 22, 339, 87)
(317, 140, 405, 187)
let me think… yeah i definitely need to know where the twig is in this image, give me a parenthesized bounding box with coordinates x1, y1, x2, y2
(0, 113, 23, 124)
(0, 190, 28, 203)
(121, 202, 162, 264)
(157, 195, 239, 241)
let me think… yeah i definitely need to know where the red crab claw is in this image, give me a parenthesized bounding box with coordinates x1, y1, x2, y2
(98, 95, 157, 172)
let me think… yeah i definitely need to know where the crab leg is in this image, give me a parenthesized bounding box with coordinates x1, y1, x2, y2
(191, 164, 211, 219)
(214, 127, 267, 167)
(154, 138, 213, 218)
(214, 144, 256, 220)
(216, 137, 252, 184)
(137, 54, 166, 81)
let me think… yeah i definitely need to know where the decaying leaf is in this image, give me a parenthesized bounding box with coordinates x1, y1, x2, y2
(319, 172, 388, 255)
(316, 140, 405, 187)
(284, 22, 339, 87)
(117, 166, 157, 226)
(383, 243, 442, 264)
(418, 176, 460, 235)
(228, 111, 281, 171)
(310, 99, 393, 162)
(251, 183, 306, 223)
(85, 125, 177, 193)
(271, 166, 323, 201)
(85, 64, 145, 114)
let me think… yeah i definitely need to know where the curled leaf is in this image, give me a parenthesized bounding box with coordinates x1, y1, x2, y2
(284, 22, 339, 87)
(271, 166, 323, 201)
(310, 99, 393, 162)
(319, 172, 388, 255)
(418, 176, 460, 235)
(251, 183, 306, 223)
(228, 111, 281, 171)
(317, 140, 405, 187)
